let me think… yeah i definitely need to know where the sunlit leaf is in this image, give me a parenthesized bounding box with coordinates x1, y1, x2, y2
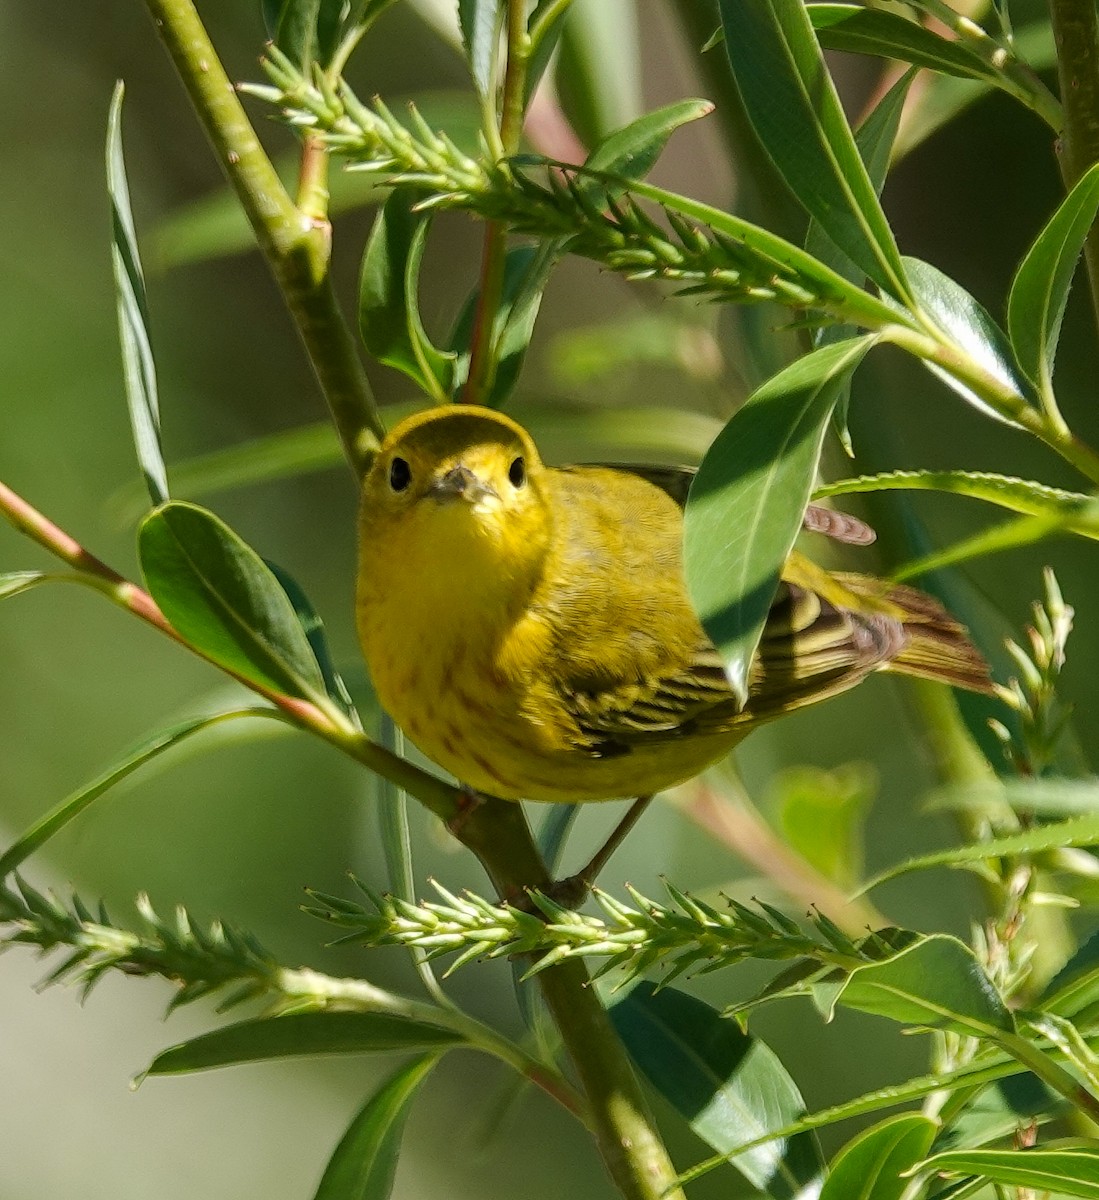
(0, 708, 283, 878)
(861, 815, 1099, 893)
(139, 500, 329, 702)
(819, 1113, 937, 1200)
(916, 1145, 1099, 1197)
(815, 935, 1013, 1037)
(1008, 162, 1099, 403)
(610, 981, 824, 1198)
(809, 5, 995, 80)
(718, 0, 909, 299)
(107, 82, 168, 508)
(313, 1055, 440, 1200)
(146, 1011, 464, 1076)
(904, 256, 1034, 426)
(0, 571, 56, 600)
(684, 335, 877, 705)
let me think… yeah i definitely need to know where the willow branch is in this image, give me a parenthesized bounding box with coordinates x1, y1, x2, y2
(141, 0, 382, 471)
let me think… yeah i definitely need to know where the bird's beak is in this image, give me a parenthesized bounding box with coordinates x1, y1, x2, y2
(428, 464, 497, 505)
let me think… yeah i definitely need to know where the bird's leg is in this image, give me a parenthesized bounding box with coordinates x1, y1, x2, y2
(546, 794, 654, 909)
(446, 784, 487, 838)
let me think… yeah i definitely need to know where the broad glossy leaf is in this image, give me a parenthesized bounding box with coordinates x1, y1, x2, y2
(610, 982, 824, 1198)
(862, 814, 1099, 893)
(359, 188, 455, 401)
(0, 708, 282, 877)
(684, 335, 877, 705)
(313, 1055, 440, 1200)
(107, 82, 167, 508)
(937, 1074, 1065, 1152)
(904, 256, 1033, 425)
(917, 1146, 1099, 1197)
(809, 5, 993, 79)
(1008, 162, 1099, 400)
(139, 500, 329, 702)
(457, 0, 499, 97)
(817, 935, 1014, 1036)
(718, 0, 909, 299)
(819, 1113, 937, 1200)
(146, 1012, 463, 1075)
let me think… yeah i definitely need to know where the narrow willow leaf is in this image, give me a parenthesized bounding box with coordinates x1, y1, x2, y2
(718, 0, 909, 299)
(1041, 927, 1099, 1017)
(107, 82, 168, 508)
(904, 256, 1033, 425)
(893, 511, 1070, 581)
(677, 1048, 1051, 1189)
(815, 469, 1095, 524)
(457, 0, 499, 97)
(862, 814, 1099, 893)
(916, 1145, 1099, 1197)
(139, 501, 329, 702)
(610, 982, 824, 1198)
(684, 335, 877, 705)
(146, 1012, 463, 1076)
(819, 1113, 937, 1200)
(359, 188, 455, 401)
(0, 709, 282, 877)
(583, 98, 714, 185)
(809, 5, 994, 80)
(929, 777, 1099, 818)
(817, 935, 1013, 1037)
(313, 1055, 440, 1200)
(1007, 162, 1099, 400)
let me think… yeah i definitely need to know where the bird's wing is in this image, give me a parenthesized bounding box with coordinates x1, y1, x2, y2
(601, 464, 875, 545)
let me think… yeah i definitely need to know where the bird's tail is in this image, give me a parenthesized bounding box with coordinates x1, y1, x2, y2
(838, 574, 995, 694)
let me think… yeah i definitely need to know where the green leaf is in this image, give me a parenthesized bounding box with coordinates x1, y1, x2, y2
(862, 814, 1099, 893)
(818, 935, 1013, 1037)
(448, 244, 556, 405)
(815, 468, 1095, 524)
(138, 500, 329, 702)
(904, 256, 1034, 425)
(270, 0, 346, 69)
(457, 0, 499, 97)
(773, 764, 875, 890)
(809, 5, 995, 80)
(313, 1055, 440, 1200)
(0, 709, 283, 878)
(930, 777, 1099, 819)
(684, 335, 877, 705)
(819, 1113, 937, 1200)
(893, 511, 1070, 581)
(1008, 162, 1099, 403)
(916, 1145, 1099, 1197)
(107, 82, 168, 508)
(610, 982, 824, 1198)
(584, 97, 714, 184)
(359, 188, 456, 401)
(718, 0, 909, 299)
(146, 1012, 464, 1076)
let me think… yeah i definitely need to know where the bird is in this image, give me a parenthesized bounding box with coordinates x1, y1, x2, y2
(355, 404, 992, 808)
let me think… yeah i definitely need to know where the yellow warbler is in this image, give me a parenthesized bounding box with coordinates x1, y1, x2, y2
(356, 406, 990, 804)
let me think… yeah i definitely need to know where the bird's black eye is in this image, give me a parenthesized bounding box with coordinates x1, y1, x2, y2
(508, 456, 526, 488)
(389, 457, 412, 492)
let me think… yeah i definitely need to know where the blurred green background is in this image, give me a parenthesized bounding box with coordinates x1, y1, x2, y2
(1, 1, 1096, 1197)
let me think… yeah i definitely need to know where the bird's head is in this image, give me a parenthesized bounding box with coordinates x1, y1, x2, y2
(359, 406, 552, 589)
